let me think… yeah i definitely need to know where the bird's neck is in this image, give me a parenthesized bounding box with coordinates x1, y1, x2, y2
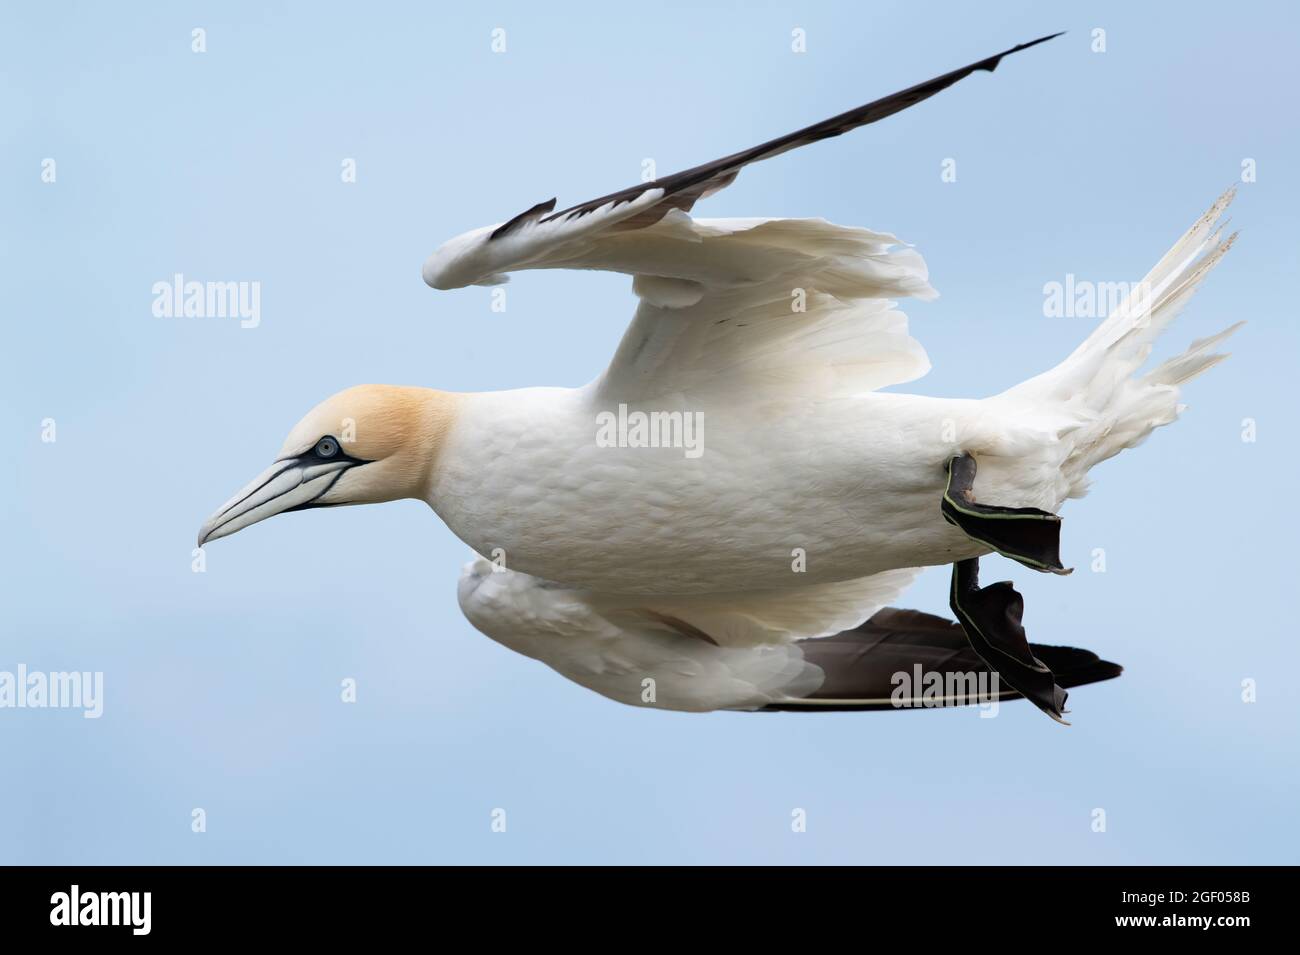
(408, 387, 464, 491)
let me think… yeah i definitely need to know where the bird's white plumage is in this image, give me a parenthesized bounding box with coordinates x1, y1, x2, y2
(599, 214, 937, 401)
(996, 187, 1240, 501)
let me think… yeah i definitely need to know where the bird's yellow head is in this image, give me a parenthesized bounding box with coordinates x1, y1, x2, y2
(197, 384, 459, 547)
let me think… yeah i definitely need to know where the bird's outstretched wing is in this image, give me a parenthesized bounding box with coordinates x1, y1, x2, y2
(515, 32, 1061, 236)
(423, 35, 1060, 401)
(457, 558, 1121, 713)
(457, 556, 920, 712)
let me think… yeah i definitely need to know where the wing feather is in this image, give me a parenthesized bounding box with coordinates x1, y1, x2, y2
(529, 32, 1062, 232)
(424, 35, 1060, 291)
(593, 215, 935, 401)
(457, 557, 919, 711)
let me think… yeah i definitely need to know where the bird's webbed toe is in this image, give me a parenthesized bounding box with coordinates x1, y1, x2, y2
(941, 453, 1072, 575)
(949, 557, 1069, 723)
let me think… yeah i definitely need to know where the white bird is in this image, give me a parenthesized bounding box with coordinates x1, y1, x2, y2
(199, 35, 1236, 721)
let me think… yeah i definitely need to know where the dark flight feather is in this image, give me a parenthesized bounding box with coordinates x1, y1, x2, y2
(760, 606, 1122, 712)
(491, 33, 1063, 241)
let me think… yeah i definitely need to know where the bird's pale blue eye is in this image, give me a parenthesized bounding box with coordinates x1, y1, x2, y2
(314, 437, 339, 458)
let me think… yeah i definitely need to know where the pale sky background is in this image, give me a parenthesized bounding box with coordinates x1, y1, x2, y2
(2, 1, 1298, 864)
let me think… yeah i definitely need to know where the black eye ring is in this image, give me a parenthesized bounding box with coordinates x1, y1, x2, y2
(314, 436, 340, 459)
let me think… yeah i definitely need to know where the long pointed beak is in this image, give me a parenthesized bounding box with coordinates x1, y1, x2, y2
(197, 456, 352, 547)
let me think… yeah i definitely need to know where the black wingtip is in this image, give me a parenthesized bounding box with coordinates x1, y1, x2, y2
(1020, 30, 1067, 49)
(1031, 645, 1124, 689)
(980, 30, 1066, 73)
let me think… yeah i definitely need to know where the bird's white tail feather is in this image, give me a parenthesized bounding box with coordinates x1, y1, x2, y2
(999, 189, 1240, 499)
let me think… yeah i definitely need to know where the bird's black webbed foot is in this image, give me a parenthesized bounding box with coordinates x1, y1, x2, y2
(942, 453, 1072, 575)
(949, 557, 1069, 723)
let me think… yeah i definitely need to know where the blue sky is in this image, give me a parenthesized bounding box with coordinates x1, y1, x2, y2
(2, 0, 1298, 864)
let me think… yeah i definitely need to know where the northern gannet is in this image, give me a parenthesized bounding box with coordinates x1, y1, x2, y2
(198, 34, 1236, 721)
